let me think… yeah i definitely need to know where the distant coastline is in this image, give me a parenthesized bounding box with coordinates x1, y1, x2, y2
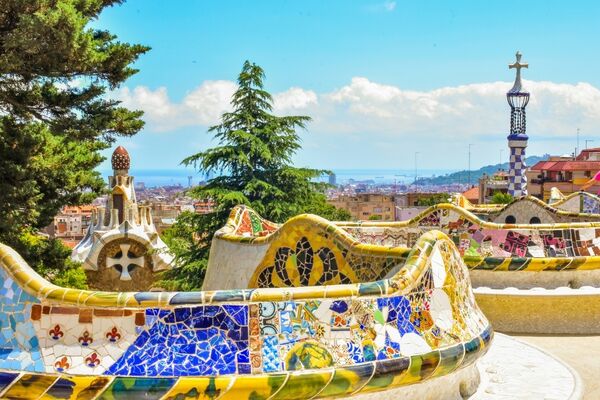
(99, 155, 549, 188)
(98, 168, 457, 188)
(99, 154, 549, 187)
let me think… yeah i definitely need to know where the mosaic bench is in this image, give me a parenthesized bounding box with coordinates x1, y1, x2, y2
(0, 229, 491, 399)
(547, 188, 600, 214)
(451, 193, 600, 224)
(205, 205, 600, 333)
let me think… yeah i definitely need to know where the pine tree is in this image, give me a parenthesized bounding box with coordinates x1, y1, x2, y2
(0, 0, 148, 281)
(161, 61, 349, 290)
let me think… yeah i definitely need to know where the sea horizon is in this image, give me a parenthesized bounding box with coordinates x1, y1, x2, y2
(98, 168, 458, 188)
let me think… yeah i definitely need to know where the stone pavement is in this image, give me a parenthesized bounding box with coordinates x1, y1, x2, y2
(472, 333, 582, 400)
(515, 334, 600, 400)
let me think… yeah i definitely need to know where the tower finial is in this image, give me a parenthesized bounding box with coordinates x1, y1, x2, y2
(508, 51, 529, 93)
(111, 146, 130, 172)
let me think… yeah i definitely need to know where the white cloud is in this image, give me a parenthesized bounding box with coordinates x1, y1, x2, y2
(320, 78, 600, 139)
(273, 87, 318, 112)
(113, 77, 600, 143)
(182, 80, 238, 123)
(114, 80, 236, 132)
(383, 1, 396, 11)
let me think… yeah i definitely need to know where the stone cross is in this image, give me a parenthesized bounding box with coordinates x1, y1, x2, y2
(106, 243, 145, 281)
(508, 51, 528, 92)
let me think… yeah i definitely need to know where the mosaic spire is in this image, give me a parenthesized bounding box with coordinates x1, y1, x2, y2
(506, 51, 530, 197)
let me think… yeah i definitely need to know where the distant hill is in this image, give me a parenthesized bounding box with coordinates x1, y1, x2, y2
(415, 154, 550, 185)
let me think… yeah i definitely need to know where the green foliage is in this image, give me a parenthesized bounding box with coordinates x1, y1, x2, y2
(159, 211, 208, 291)
(416, 193, 451, 206)
(161, 61, 348, 290)
(13, 231, 88, 289)
(490, 191, 514, 204)
(0, 0, 147, 285)
(368, 214, 383, 220)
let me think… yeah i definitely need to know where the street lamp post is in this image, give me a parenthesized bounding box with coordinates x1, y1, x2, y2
(468, 144, 474, 187)
(414, 152, 420, 191)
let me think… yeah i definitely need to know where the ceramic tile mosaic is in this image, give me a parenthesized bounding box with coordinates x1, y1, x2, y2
(227, 202, 600, 285)
(453, 191, 600, 223)
(32, 306, 138, 375)
(0, 221, 491, 399)
(0, 267, 44, 372)
(546, 189, 600, 214)
(106, 305, 250, 376)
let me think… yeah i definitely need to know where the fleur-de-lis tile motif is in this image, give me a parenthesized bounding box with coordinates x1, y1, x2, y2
(85, 352, 101, 367)
(78, 330, 93, 346)
(49, 324, 64, 340)
(54, 356, 70, 372)
(106, 327, 121, 342)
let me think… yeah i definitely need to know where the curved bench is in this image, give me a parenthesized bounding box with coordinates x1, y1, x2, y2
(0, 228, 491, 399)
(206, 205, 600, 333)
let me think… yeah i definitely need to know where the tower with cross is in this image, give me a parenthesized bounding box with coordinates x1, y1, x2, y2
(506, 51, 530, 197)
(72, 146, 174, 290)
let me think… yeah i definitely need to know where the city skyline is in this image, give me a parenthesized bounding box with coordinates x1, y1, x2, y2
(97, 1, 600, 171)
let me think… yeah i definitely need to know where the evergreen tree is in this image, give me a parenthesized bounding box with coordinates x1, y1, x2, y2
(161, 61, 349, 290)
(0, 0, 148, 281)
(490, 191, 514, 204)
(416, 193, 451, 206)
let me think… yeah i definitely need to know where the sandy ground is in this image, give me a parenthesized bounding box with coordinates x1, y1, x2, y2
(511, 334, 600, 400)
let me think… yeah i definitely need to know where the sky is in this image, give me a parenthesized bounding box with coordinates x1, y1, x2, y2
(95, 0, 600, 172)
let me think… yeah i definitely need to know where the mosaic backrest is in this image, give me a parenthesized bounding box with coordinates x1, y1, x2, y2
(0, 233, 491, 399)
(342, 208, 600, 260)
(227, 205, 279, 237)
(452, 193, 600, 223)
(216, 206, 600, 289)
(549, 190, 600, 214)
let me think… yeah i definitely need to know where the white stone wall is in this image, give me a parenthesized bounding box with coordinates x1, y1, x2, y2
(492, 200, 556, 224)
(202, 238, 269, 290)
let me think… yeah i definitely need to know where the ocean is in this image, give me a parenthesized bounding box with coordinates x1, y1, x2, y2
(99, 168, 457, 188)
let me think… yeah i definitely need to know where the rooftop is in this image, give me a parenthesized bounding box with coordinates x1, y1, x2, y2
(530, 160, 600, 172)
(462, 186, 479, 202)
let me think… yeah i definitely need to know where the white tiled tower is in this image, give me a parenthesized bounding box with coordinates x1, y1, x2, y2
(72, 146, 173, 290)
(506, 51, 530, 197)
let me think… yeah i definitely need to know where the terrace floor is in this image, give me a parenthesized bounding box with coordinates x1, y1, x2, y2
(514, 334, 600, 399)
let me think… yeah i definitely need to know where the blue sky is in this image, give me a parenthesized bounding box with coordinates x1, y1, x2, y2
(96, 0, 600, 172)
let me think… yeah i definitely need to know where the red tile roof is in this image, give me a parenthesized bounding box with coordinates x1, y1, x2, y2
(530, 161, 557, 171)
(530, 160, 600, 172)
(546, 161, 600, 172)
(462, 186, 479, 202)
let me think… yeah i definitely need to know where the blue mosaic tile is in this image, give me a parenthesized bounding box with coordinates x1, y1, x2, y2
(262, 335, 281, 372)
(330, 300, 348, 314)
(0, 268, 43, 372)
(107, 305, 249, 376)
(0, 371, 18, 392)
(377, 295, 411, 323)
(347, 340, 364, 363)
